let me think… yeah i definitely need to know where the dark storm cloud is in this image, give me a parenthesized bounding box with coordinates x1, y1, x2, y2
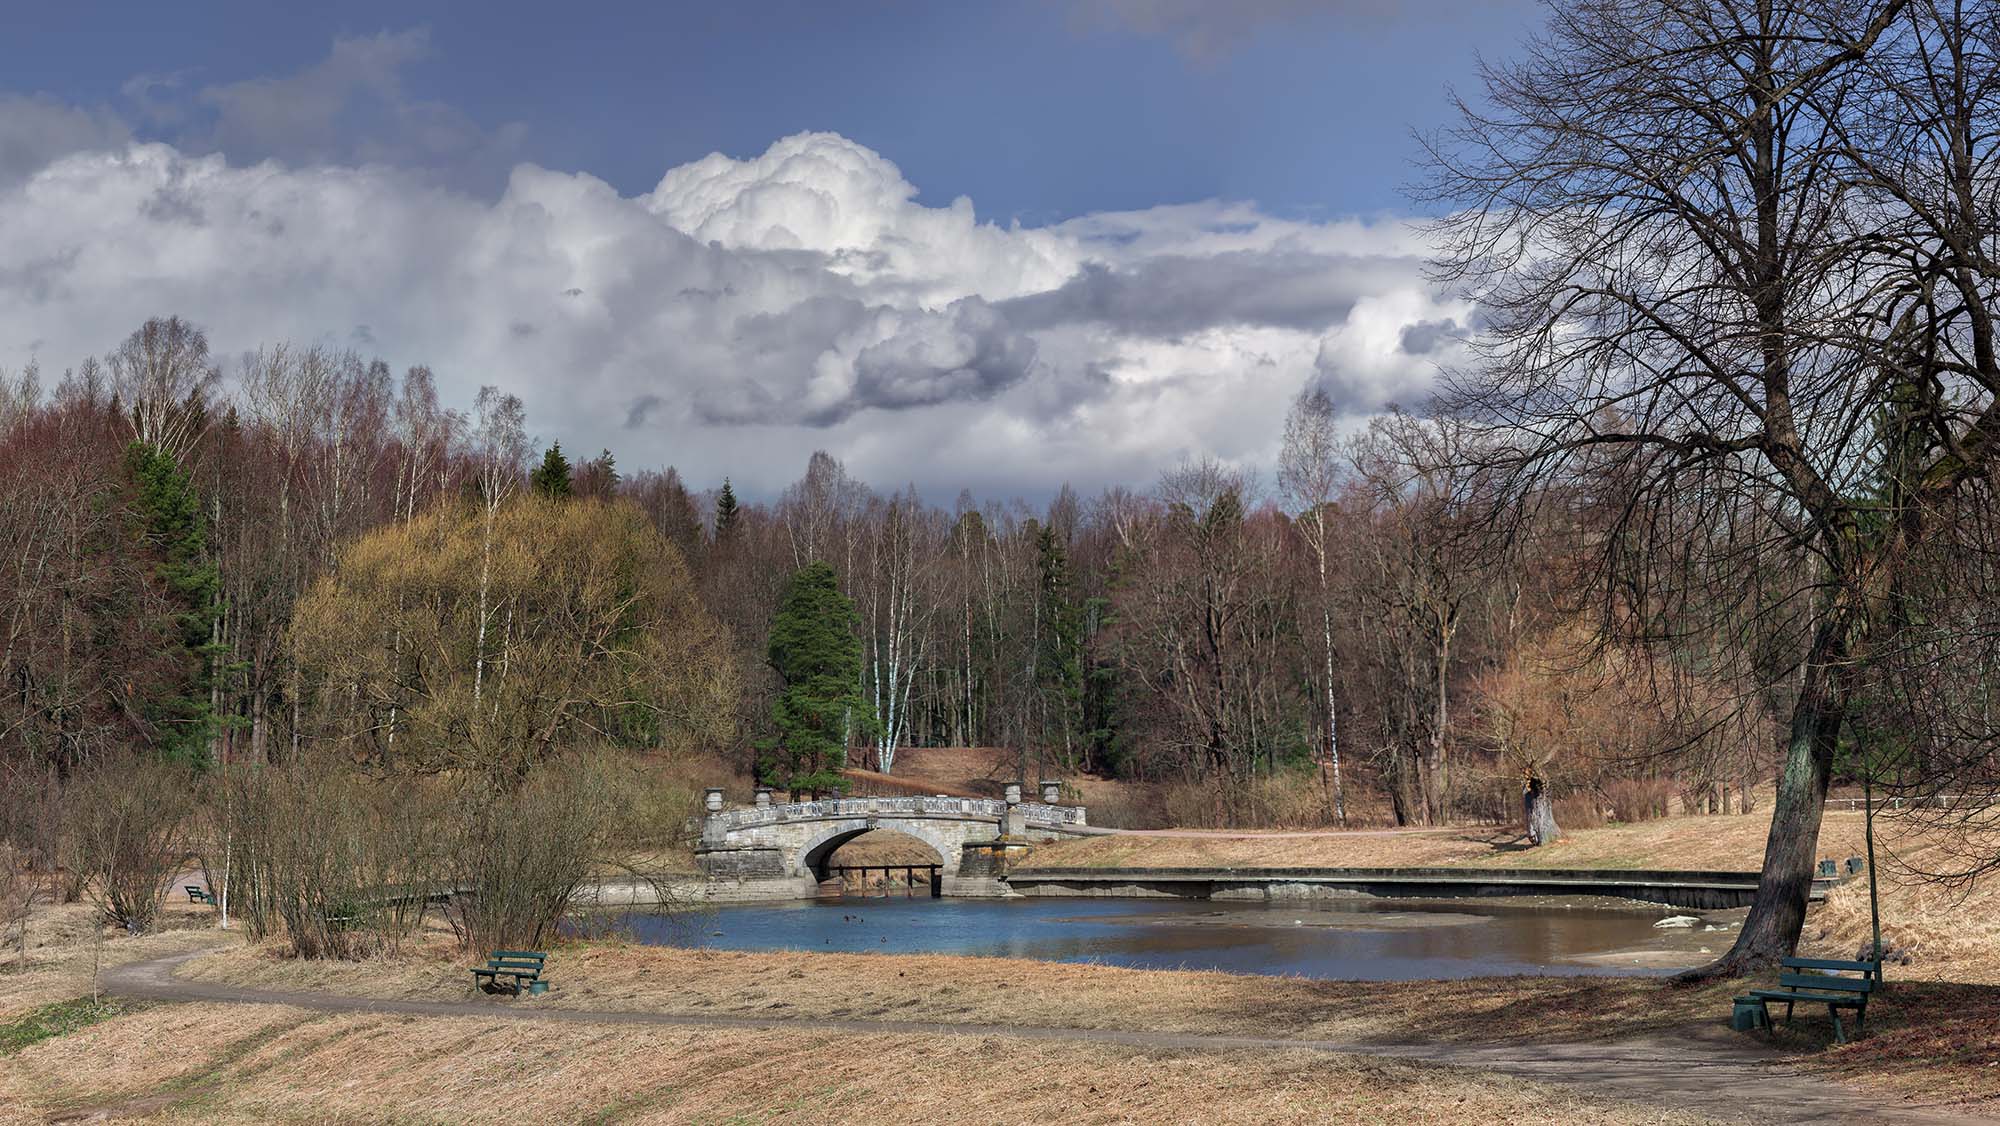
(1398, 317, 1459, 355)
(0, 95, 130, 187)
(694, 296, 1041, 428)
(1001, 252, 1393, 337)
(838, 298, 1038, 421)
(625, 394, 664, 429)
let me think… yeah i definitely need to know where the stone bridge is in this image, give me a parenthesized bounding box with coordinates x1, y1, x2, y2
(695, 794, 1091, 898)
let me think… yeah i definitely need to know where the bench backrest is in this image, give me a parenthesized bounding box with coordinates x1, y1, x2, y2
(1781, 956, 1880, 982)
(1777, 972, 1875, 994)
(488, 950, 546, 962)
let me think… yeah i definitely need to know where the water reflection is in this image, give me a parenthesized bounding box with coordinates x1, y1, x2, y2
(612, 896, 1684, 980)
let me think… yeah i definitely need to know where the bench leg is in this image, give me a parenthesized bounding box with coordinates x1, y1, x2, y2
(1830, 1007, 1846, 1045)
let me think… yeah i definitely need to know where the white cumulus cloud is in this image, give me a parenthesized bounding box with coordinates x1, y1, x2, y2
(0, 128, 1459, 497)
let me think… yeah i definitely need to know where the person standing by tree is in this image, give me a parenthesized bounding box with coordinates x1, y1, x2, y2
(763, 562, 869, 799)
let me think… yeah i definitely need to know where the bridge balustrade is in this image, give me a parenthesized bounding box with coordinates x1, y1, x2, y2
(707, 793, 1086, 831)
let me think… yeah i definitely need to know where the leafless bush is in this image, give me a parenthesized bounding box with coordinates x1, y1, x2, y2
(1602, 777, 1674, 824)
(1151, 768, 1401, 831)
(1552, 796, 1608, 832)
(60, 755, 198, 932)
(440, 753, 637, 955)
(222, 762, 451, 959)
(604, 752, 746, 855)
(1080, 784, 1168, 830)
(0, 763, 66, 890)
(221, 751, 687, 960)
(1, 844, 36, 971)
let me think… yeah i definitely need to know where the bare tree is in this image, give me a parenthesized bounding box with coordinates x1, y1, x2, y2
(469, 387, 528, 707)
(108, 316, 216, 463)
(780, 451, 861, 568)
(859, 487, 942, 773)
(62, 755, 198, 933)
(393, 366, 458, 523)
(1419, 0, 2000, 974)
(1280, 387, 1348, 822)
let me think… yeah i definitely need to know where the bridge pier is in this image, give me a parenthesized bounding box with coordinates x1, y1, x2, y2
(948, 839, 1038, 898)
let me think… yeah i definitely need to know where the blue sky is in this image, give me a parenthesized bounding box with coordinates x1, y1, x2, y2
(5, 1, 1529, 216)
(0, 2, 1535, 497)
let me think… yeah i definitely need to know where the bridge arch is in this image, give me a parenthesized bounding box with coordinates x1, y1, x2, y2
(800, 825, 952, 881)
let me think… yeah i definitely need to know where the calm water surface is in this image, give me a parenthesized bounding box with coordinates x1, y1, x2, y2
(616, 896, 1682, 980)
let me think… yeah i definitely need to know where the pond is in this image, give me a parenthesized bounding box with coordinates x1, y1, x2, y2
(610, 895, 1724, 980)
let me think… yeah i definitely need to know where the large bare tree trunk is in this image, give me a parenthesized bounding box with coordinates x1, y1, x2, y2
(1422, 630, 1451, 824)
(1683, 625, 1848, 980)
(1523, 771, 1560, 846)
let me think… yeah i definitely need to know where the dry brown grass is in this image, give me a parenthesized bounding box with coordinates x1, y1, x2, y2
(872, 746, 1017, 798)
(9, 888, 1998, 1121)
(0, 1000, 1721, 1126)
(171, 933, 2000, 1109)
(1027, 809, 1880, 873)
(182, 935, 1731, 1041)
(0, 900, 229, 1020)
(1809, 829, 2000, 985)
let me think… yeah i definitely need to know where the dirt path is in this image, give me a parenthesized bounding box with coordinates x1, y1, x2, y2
(100, 951, 1993, 1125)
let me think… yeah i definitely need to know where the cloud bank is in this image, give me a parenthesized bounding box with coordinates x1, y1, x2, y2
(0, 121, 1466, 496)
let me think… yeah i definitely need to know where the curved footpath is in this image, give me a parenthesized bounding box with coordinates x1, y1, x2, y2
(106, 951, 1991, 1125)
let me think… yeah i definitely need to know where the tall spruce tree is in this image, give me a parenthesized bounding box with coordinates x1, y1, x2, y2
(125, 441, 223, 766)
(530, 442, 573, 498)
(762, 561, 868, 797)
(713, 477, 741, 543)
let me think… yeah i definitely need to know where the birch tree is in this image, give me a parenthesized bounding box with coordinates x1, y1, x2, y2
(469, 387, 527, 708)
(859, 487, 941, 773)
(108, 316, 216, 465)
(1279, 387, 1348, 822)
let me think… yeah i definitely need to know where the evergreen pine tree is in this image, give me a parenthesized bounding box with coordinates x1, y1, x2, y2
(762, 561, 870, 796)
(530, 441, 573, 498)
(713, 477, 741, 542)
(125, 441, 224, 766)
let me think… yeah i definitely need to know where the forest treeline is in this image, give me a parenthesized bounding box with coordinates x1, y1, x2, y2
(0, 317, 1779, 838)
(15, 0, 2000, 977)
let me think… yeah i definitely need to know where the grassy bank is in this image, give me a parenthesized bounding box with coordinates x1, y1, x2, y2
(1023, 810, 1875, 872)
(172, 934, 2000, 1107)
(0, 900, 229, 1021)
(0, 999, 1715, 1126)
(4, 892, 1997, 1121)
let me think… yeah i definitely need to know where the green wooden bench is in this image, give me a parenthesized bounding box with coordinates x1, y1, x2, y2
(1734, 957, 1879, 1043)
(471, 950, 549, 997)
(185, 884, 215, 906)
